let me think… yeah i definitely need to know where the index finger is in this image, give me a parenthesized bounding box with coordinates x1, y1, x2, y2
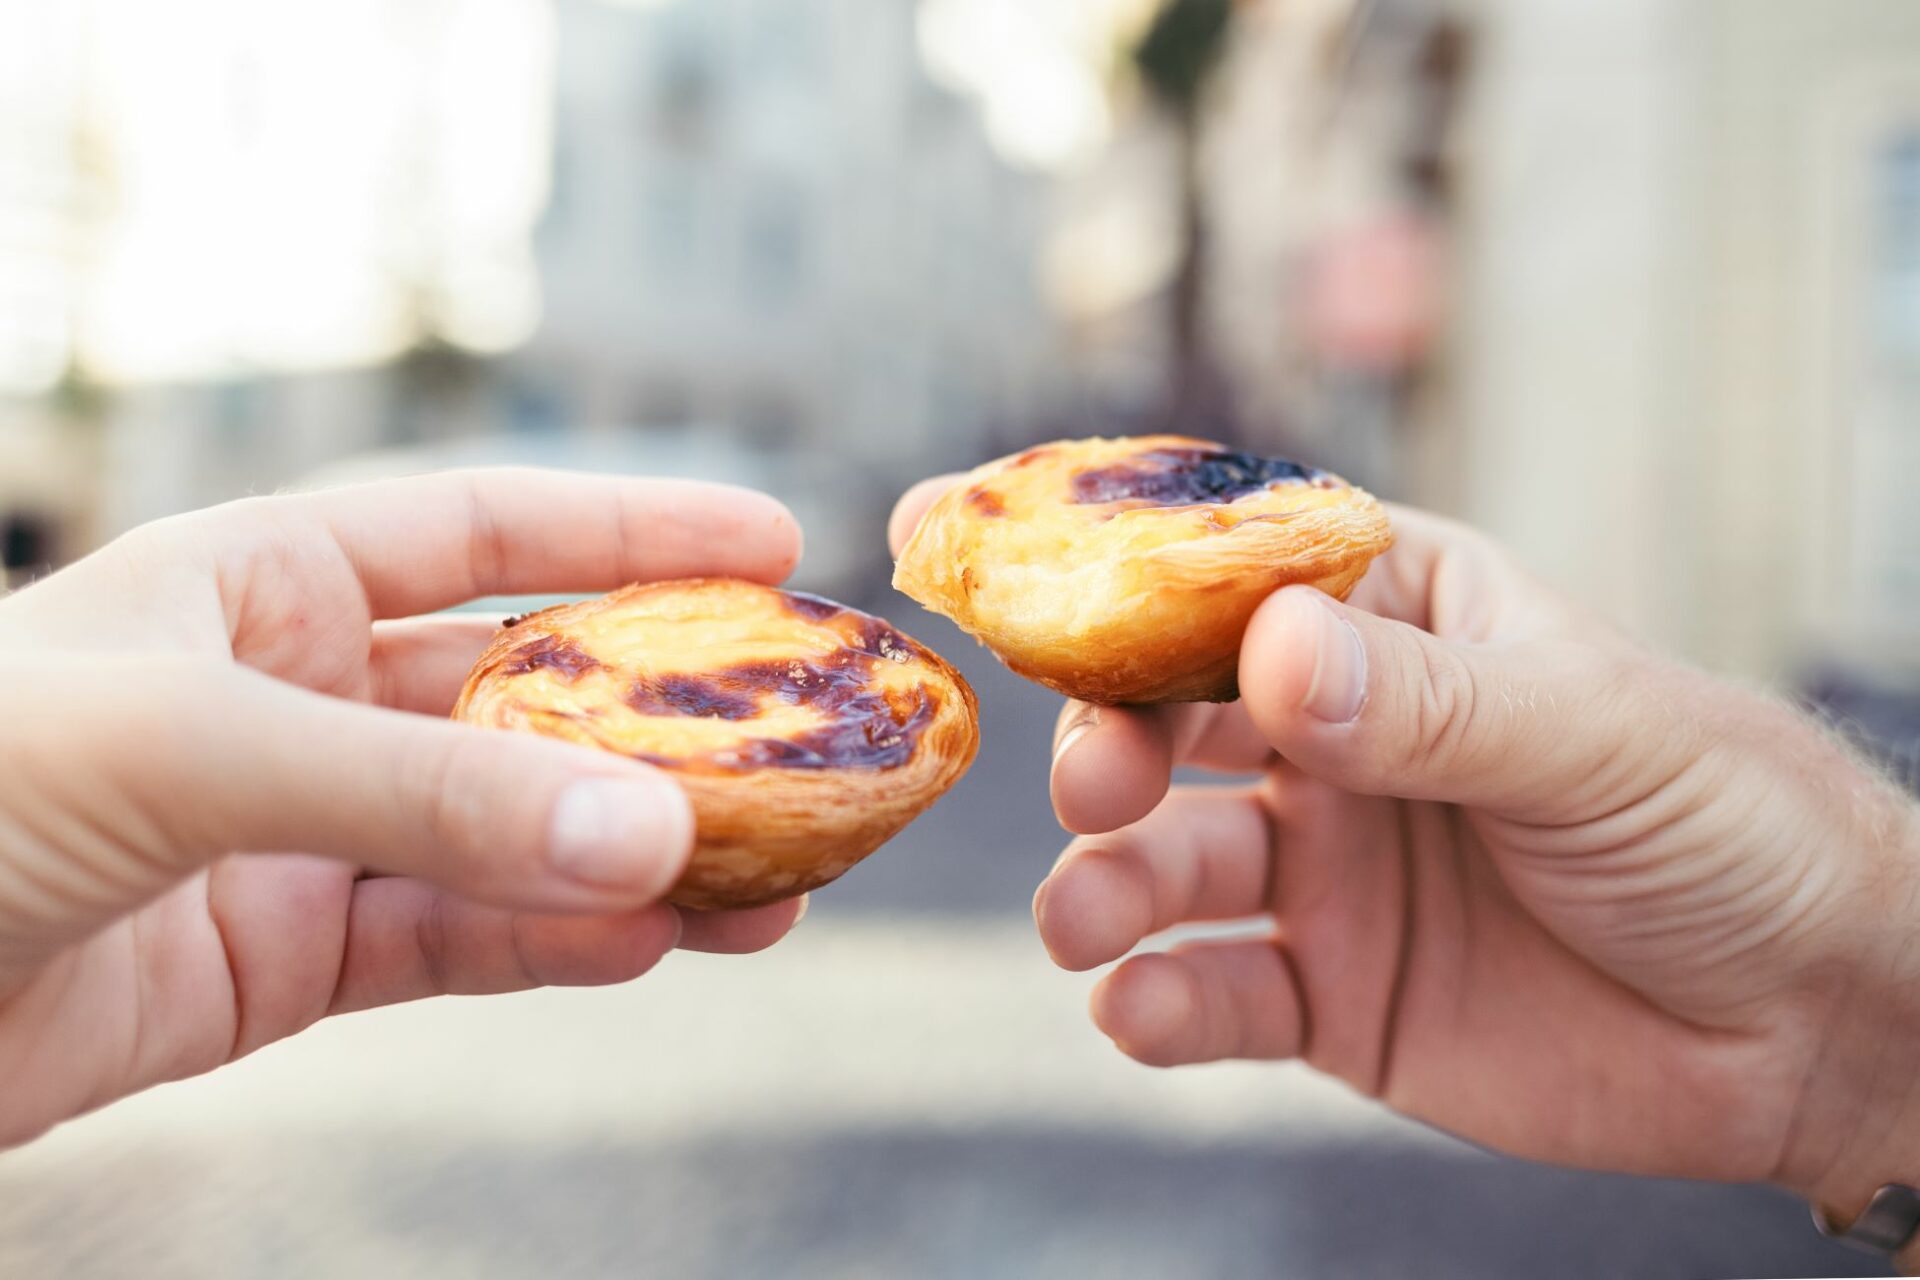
(888, 473, 963, 557)
(1347, 502, 1533, 637)
(276, 468, 804, 619)
(1051, 699, 1275, 834)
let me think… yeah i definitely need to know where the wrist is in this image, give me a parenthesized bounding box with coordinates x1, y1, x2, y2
(1777, 800, 1920, 1253)
(1813, 1188, 1920, 1276)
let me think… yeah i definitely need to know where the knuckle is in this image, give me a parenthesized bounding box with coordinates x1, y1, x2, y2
(1392, 640, 1484, 782)
(112, 664, 255, 857)
(414, 892, 452, 993)
(107, 514, 189, 562)
(407, 734, 492, 875)
(463, 474, 509, 599)
(506, 911, 546, 988)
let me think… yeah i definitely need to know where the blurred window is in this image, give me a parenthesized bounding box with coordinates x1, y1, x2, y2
(1876, 131, 1920, 366)
(649, 4, 721, 150)
(741, 177, 810, 308)
(629, 380, 694, 429)
(213, 379, 264, 448)
(542, 125, 575, 247)
(735, 388, 803, 448)
(0, 511, 54, 574)
(506, 377, 568, 436)
(743, 0, 824, 84)
(1857, 126, 1920, 630)
(642, 166, 705, 290)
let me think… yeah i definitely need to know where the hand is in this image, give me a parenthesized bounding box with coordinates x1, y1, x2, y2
(0, 469, 808, 1147)
(893, 480, 1920, 1227)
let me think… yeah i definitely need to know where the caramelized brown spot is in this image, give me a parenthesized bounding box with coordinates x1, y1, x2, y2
(845, 615, 914, 664)
(628, 673, 759, 720)
(783, 591, 843, 623)
(617, 604, 937, 772)
(500, 634, 601, 679)
(727, 688, 936, 771)
(965, 487, 1006, 517)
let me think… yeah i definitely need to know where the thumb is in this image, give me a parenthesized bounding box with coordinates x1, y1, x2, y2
(1237, 586, 1684, 820)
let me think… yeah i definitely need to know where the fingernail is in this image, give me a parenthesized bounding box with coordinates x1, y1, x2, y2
(793, 894, 811, 925)
(1054, 705, 1100, 763)
(548, 776, 692, 892)
(1296, 596, 1367, 723)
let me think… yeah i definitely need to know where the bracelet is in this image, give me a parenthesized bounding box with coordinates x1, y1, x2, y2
(1812, 1184, 1920, 1260)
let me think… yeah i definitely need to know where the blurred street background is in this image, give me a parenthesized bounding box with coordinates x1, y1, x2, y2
(2, 0, 1918, 1275)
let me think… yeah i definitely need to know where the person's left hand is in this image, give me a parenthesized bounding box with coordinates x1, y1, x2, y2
(0, 470, 807, 1146)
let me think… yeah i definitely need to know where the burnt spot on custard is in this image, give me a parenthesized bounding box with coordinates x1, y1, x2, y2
(619, 612, 936, 771)
(965, 487, 1006, 517)
(844, 615, 914, 664)
(723, 688, 935, 770)
(782, 591, 844, 624)
(499, 634, 602, 679)
(1070, 447, 1326, 508)
(628, 672, 760, 721)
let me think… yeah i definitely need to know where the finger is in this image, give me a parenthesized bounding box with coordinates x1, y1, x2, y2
(1177, 702, 1280, 773)
(1034, 788, 1272, 971)
(327, 877, 682, 1017)
(1049, 703, 1174, 834)
(369, 615, 502, 714)
(1342, 503, 1458, 629)
(1090, 939, 1305, 1067)
(117, 665, 696, 916)
(1049, 700, 1272, 835)
(1238, 585, 1686, 819)
(1349, 503, 1579, 641)
(1063, 699, 1275, 774)
(887, 474, 963, 557)
(262, 469, 804, 619)
(675, 896, 807, 954)
(204, 853, 357, 1058)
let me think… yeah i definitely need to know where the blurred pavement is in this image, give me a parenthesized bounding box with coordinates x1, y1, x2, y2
(0, 917, 1886, 1278)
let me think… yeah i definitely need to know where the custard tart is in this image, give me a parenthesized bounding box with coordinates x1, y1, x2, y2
(893, 436, 1392, 704)
(453, 579, 978, 910)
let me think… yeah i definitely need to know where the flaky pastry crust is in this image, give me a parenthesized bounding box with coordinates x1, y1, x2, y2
(452, 579, 978, 910)
(893, 436, 1393, 704)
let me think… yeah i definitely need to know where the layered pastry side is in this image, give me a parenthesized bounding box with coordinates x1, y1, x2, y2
(893, 435, 1394, 705)
(453, 579, 979, 910)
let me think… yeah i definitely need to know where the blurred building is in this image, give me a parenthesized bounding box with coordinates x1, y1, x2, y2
(3, 0, 1916, 704)
(0, 0, 1060, 561)
(1056, 0, 1919, 707)
(1041, 0, 1465, 482)
(529, 0, 1059, 480)
(1451, 0, 1920, 694)
(0, 0, 556, 538)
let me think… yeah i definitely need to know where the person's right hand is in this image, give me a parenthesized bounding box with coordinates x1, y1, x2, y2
(893, 484, 1920, 1244)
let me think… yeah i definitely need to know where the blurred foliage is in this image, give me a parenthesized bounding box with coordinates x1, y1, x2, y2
(49, 363, 110, 428)
(1129, 0, 1238, 434)
(1132, 0, 1234, 119)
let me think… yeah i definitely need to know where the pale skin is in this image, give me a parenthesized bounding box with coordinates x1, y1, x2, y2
(0, 470, 806, 1148)
(5, 464, 1918, 1261)
(893, 478, 1920, 1264)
